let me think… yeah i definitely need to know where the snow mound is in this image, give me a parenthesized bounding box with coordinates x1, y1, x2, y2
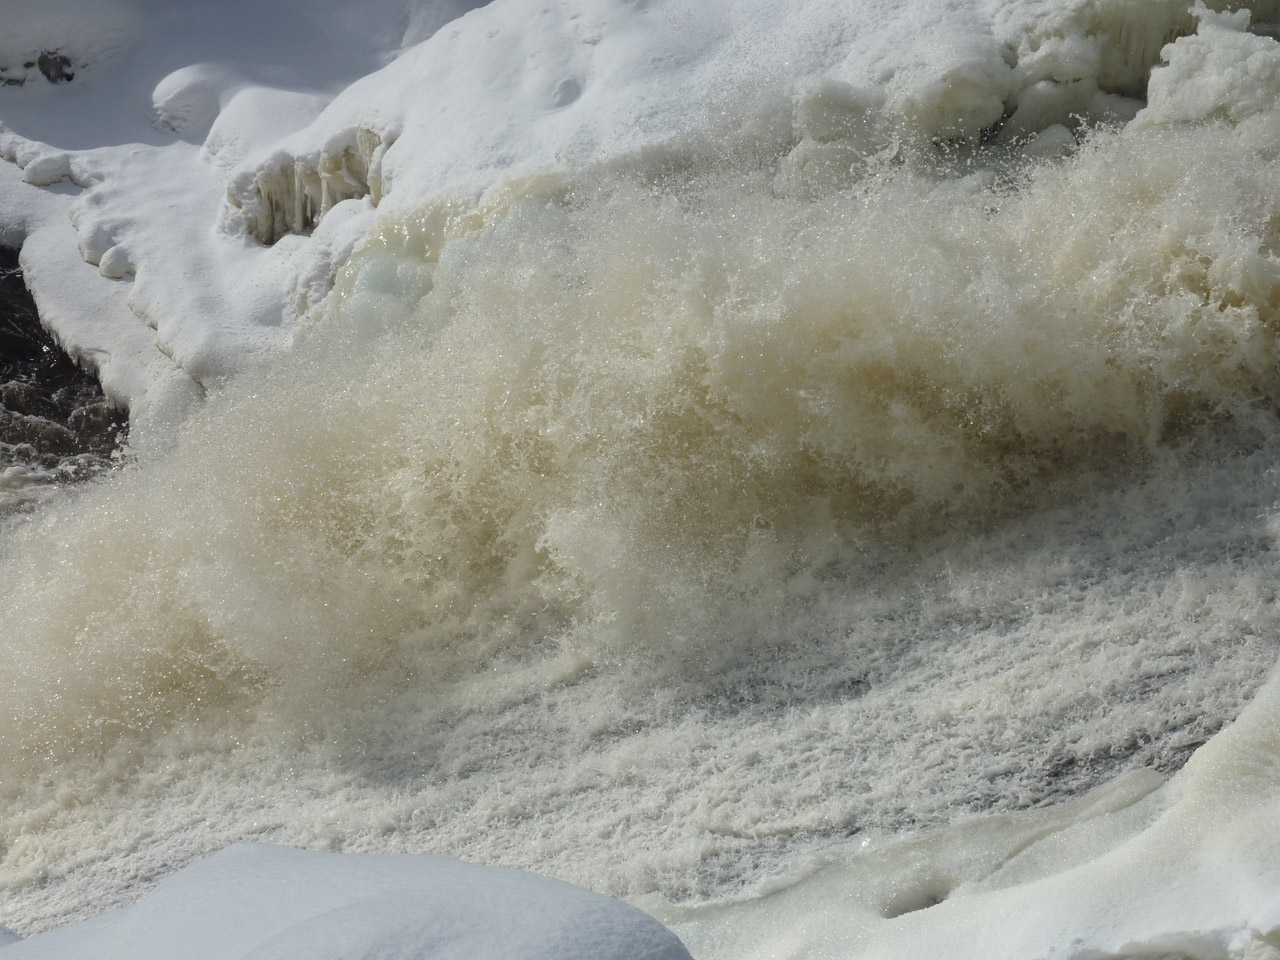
(151, 62, 254, 139)
(1137, 3, 1280, 126)
(0, 844, 692, 960)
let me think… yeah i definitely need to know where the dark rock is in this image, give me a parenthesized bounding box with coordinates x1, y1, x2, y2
(68, 401, 125, 449)
(0, 408, 78, 453)
(0, 380, 50, 417)
(0, 247, 127, 498)
(37, 51, 74, 84)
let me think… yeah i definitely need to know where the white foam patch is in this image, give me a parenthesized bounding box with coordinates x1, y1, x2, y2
(690, 656, 1280, 960)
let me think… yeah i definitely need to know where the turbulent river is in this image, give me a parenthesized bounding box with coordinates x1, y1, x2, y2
(2, 1, 1280, 956)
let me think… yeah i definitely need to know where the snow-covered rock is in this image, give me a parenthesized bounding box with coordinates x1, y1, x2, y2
(0, 844, 692, 960)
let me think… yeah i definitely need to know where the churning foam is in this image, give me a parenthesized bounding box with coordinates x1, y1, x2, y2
(3, 6, 1280, 945)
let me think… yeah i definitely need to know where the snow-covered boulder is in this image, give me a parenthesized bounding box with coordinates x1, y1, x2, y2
(1, 844, 692, 960)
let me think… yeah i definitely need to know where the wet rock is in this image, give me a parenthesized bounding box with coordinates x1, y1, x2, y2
(0, 381, 49, 417)
(0, 408, 79, 454)
(0, 247, 127, 508)
(0, 50, 77, 87)
(68, 401, 125, 452)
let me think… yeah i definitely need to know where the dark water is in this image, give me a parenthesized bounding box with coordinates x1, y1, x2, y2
(0, 247, 126, 507)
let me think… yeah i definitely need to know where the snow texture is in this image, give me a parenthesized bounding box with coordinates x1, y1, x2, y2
(0, 844, 692, 960)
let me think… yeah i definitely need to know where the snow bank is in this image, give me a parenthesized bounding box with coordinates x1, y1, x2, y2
(0, 0, 482, 433)
(0, 844, 692, 960)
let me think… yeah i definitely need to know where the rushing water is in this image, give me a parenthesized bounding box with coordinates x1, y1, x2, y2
(2, 4, 1280, 953)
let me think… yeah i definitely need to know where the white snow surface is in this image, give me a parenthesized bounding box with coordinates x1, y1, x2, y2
(0, 0, 486, 433)
(0, 844, 691, 960)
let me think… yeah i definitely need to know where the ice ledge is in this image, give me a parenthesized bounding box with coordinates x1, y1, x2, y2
(0, 156, 203, 438)
(225, 126, 395, 245)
